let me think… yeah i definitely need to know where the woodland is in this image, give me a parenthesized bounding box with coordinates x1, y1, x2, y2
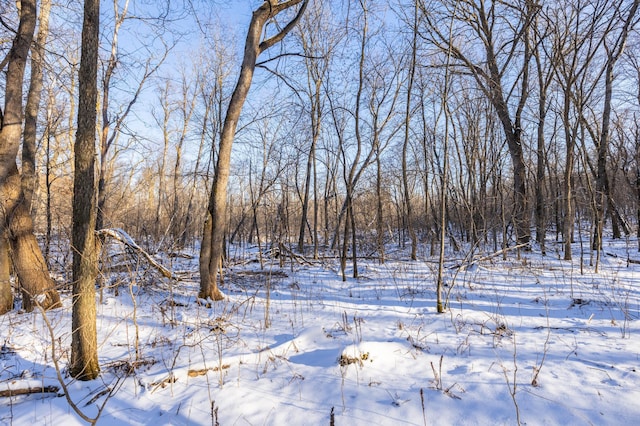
(0, 0, 640, 424)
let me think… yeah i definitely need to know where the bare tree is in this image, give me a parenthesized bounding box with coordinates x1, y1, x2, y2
(296, 1, 333, 257)
(402, 0, 420, 261)
(70, 0, 100, 380)
(183, 45, 233, 248)
(169, 72, 198, 247)
(624, 45, 640, 251)
(0, 0, 60, 313)
(593, 0, 639, 250)
(96, 0, 170, 233)
(199, 0, 309, 302)
(531, 7, 556, 254)
(549, 1, 601, 260)
(419, 0, 538, 246)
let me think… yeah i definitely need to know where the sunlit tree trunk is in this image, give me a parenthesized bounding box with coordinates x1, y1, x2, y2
(0, 0, 60, 313)
(0, 236, 11, 314)
(199, 0, 309, 301)
(70, 0, 100, 381)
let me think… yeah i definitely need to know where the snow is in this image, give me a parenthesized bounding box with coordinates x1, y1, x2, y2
(1, 239, 639, 425)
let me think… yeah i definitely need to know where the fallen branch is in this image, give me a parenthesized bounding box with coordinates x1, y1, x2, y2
(96, 228, 174, 279)
(271, 244, 315, 266)
(188, 364, 231, 377)
(0, 385, 60, 398)
(452, 243, 530, 270)
(604, 251, 640, 265)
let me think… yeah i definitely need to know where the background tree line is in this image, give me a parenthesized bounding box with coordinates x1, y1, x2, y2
(1, 0, 640, 335)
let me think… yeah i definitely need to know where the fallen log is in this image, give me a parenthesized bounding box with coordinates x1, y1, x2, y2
(604, 251, 640, 265)
(0, 385, 60, 398)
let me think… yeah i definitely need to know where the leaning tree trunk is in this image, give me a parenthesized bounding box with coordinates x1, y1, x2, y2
(199, 0, 308, 302)
(70, 0, 100, 381)
(0, 0, 60, 313)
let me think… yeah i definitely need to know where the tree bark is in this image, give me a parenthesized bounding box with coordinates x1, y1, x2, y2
(199, 0, 308, 301)
(70, 0, 100, 381)
(0, 0, 60, 313)
(22, 0, 52, 212)
(0, 236, 11, 314)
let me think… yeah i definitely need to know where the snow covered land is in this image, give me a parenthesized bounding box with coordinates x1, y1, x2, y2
(1, 238, 639, 425)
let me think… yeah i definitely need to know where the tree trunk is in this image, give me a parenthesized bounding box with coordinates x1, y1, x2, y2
(22, 0, 52, 212)
(297, 113, 318, 254)
(376, 153, 384, 263)
(0, 236, 11, 314)
(593, 59, 615, 251)
(533, 24, 551, 254)
(97, 0, 128, 233)
(199, 0, 308, 301)
(593, 0, 639, 250)
(637, 134, 640, 252)
(426, 1, 534, 246)
(0, 0, 60, 314)
(403, 0, 419, 261)
(562, 90, 575, 261)
(70, 0, 100, 381)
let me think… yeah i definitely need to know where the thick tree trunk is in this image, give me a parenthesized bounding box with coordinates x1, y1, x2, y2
(199, 0, 308, 301)
(0, 0, 60, 313)
(70, 0, 100, 381)
(9, 186, 60, 312)
(199, 32, 259, 300)
(492, 104, 529, 246)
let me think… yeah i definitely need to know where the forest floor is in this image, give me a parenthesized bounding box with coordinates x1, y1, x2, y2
(0, 236, 639, 425)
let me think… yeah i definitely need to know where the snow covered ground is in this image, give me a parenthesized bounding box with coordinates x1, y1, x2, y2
(1, 237, 639, 425)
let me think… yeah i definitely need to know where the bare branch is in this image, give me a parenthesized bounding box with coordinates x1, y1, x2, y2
(259, 0, 309, 52)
